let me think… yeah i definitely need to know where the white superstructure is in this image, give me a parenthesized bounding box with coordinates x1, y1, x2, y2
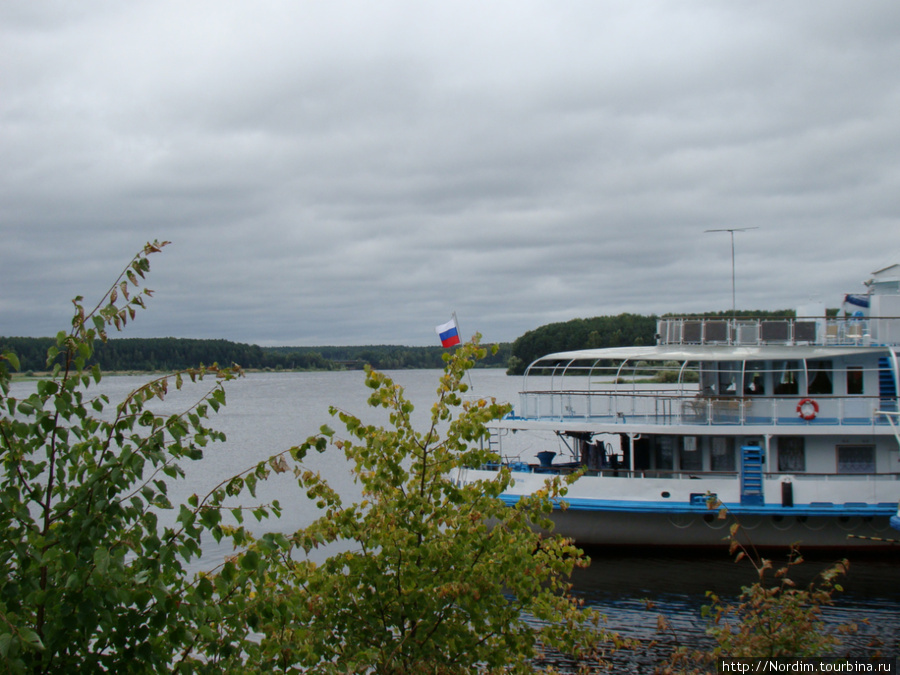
(462, 266, 900, 549)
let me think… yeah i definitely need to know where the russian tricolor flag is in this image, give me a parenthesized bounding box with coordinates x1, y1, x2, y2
(435, 317, 461, 348)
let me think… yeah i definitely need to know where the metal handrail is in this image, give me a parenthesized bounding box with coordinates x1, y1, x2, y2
(655, 316, 900, 347)
(514, 390, 894, 427)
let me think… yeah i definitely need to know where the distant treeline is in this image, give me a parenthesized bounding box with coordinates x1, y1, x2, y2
(4, 308, 813, 375)
(506, 313, 658, 375)
(265, 344, 511, 370)
(0, 336, 512, 374)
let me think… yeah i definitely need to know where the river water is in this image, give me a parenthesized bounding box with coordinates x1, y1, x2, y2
(10, 369, 900, 670)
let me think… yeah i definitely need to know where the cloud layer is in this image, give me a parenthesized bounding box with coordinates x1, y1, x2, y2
(3, 1, 899, 345)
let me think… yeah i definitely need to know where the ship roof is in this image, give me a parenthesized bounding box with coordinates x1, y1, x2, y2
(530, 344, 893, 365)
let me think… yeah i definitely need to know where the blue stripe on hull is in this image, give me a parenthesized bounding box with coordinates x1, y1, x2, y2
(499, 494, 897, 517)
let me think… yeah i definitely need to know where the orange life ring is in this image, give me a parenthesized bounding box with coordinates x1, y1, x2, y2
(797, 398, 819, 421)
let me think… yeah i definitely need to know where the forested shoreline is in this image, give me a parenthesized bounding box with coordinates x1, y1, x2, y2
(0, 336, 512, 373)
(504, 309, 802, 374)
(4, 309, 806, 375)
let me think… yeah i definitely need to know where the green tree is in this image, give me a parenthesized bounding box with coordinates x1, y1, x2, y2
(0, 241, 276, 673)
(241, 338, 623, 673)
(1, 241, 626, 673)
(507, 314, 658, 375)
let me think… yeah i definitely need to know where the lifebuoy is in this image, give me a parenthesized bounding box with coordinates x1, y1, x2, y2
(797, 398, 819, 421)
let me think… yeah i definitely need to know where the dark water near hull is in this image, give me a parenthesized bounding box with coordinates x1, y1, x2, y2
(574, 549, 900, 665)
(10, 369, 900, 670)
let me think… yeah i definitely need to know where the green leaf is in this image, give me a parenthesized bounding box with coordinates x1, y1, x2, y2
(19, 628, 44, 652)
(240, 549, 259, 572)
(0, 633, 11, 658)
(2, 351, 20, 372)
(94, 547, 111, 575)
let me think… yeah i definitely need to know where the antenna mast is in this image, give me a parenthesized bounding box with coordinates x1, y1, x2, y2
(704, 227, 759, 316)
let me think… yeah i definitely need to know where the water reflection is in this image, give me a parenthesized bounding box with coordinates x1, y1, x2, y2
(570, 547, 900, 663)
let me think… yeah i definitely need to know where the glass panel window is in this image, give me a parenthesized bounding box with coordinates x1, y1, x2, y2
(680, 436, 703, 471)
(700, 365, 717, 396)
(846, 367, 864, 395)
(744, 362, 766, 396)
(654, 437, 676, 471)
(837, 445, 875, 474)
(710, 437, 736, 471)
(773, 361, 799, 395)
(778, 437, 806, 472)
(717, 362, 741, 395)
(807, 360, 833, 395)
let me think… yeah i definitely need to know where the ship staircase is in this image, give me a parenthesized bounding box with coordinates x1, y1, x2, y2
(877, 356, 900, 451)
(740, 445, 765, 506)
(879, 356, 898, 412)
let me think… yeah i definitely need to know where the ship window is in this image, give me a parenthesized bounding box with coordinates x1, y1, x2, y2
(777, 437, 806, 472)
(710, 437, 735, 471)
(717, 362, 741, 396)
(807, 360, 833, 395)
(699, 366, 717, 395)
(773, 361, 799, 395)
(837, 445, 875, 474)
(846, 367, 864, 395)
(654, 437, 676, 471)
(744, 362, 766, 396)
(680, 437, 702, 471)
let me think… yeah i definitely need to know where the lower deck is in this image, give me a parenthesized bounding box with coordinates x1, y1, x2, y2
(461, 441, 900, 548)
(489, 426, 900, 479)
(476, 426, 900, 518)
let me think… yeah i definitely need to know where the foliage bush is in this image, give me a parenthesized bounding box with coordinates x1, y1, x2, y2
(0, 241, 621, 673)
(0, 241, 286, 672)
(236, 338, 626, 673)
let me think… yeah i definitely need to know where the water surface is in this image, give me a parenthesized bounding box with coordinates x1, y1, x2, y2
(10, 368, 899, 668)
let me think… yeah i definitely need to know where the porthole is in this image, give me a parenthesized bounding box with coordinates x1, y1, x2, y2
(668, 514, 693, 529)
(837, 517, 861, 531)
(771, 515, 793, 531)
(801, 517, 826, 531)
(703, 513, 728, 529)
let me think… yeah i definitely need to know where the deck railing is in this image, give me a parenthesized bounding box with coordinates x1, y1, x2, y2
(656, 316, 900, 347)
(500, 465, 900, 484)
(514, 390, 896, 427)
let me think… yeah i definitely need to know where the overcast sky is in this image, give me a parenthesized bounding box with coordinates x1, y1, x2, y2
(2, 1, 899, 347)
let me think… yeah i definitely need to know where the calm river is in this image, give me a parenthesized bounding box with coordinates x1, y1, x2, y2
(11, 368, 900, 669)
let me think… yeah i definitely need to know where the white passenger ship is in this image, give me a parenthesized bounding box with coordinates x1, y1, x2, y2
(463, 266, 900, 549)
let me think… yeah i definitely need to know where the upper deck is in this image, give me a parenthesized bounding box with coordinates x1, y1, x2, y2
(512, 269, 900, 431)
(656, 315, 900, 348)
(514, 316, 900, 431)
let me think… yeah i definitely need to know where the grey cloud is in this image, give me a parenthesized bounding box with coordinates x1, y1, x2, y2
(2, 1, 900, 346)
